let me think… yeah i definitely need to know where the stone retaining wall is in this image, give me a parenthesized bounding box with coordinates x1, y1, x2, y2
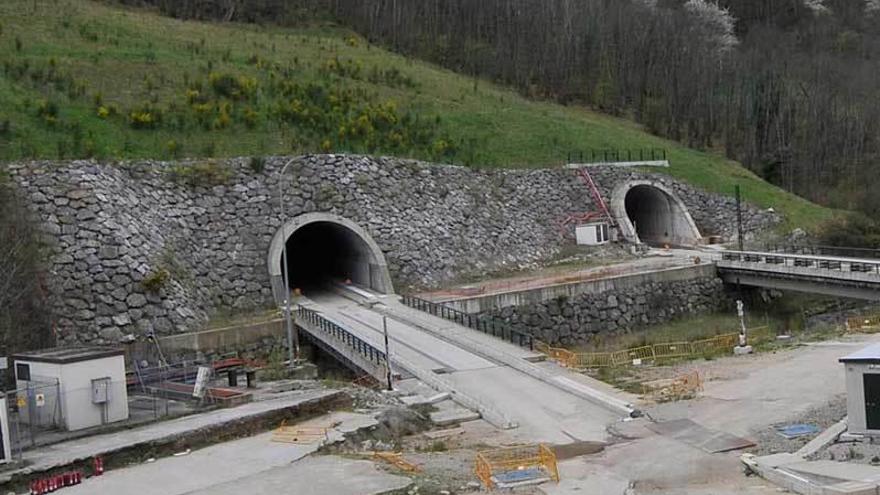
(6, 155, 775, 344)
(482, 266, 731, 346)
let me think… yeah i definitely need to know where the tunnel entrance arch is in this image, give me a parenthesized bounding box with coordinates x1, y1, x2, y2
(610, 180, 702, 246)
(267, 213, 393, 303)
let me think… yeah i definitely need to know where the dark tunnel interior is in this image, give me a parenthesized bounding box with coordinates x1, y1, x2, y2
(624, 185, 677, 246)
(281, 222, 372, 293)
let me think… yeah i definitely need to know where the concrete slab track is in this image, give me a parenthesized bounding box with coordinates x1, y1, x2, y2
(301, 291, 628, 443)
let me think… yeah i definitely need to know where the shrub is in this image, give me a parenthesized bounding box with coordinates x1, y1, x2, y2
(243, 106, 259, 129)
(818, 215, 880, 248)
(167, 139, 181, 158)
(208, 72, 257, 100)
(36, 99, 59, 126)
(141, 268, 170, 293)
(248, 156, 266, 173)
(128, 103, 162, 129)
(258, 349, 288, 381)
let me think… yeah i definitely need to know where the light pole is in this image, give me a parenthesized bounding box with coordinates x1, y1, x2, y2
(278, 157, 300, 366)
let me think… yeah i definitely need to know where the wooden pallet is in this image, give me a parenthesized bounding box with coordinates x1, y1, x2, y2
(271, 420, 330, 444)
(372, 452, 421, 472)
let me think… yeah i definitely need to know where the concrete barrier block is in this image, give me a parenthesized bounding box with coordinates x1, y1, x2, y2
(823, 481, 878, 495)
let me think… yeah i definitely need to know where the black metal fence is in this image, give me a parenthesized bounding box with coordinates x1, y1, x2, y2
(765, 243, 880, 260)
(401, 295, 534, 350)
(567, 148, 667, 164)
(296, 307, 388, 369)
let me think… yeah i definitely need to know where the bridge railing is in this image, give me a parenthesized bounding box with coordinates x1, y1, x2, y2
(566, 148, 667, 164)
(401, 294, 534, 351)
(765, 243, 880, 260)
(295, 306, 388, 370)
(718, 250, 880, 275)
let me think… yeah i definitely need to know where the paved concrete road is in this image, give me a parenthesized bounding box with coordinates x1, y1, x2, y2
(650, 337, 866, 436)
(188, 455, 411, 495)
(548, 334, 880, 494)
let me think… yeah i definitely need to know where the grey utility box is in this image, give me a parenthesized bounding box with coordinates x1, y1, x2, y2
(11, 347, 129, 431)
(840, 343, 880, 435)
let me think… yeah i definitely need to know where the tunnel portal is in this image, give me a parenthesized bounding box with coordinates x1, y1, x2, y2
(612, 181, 702, 246)
(267, 213, 393, 302)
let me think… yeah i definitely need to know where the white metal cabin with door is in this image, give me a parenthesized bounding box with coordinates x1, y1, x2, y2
(11, 347, 129, 431)
(575, 222, 610, 246)
(840, 343, 880, 435)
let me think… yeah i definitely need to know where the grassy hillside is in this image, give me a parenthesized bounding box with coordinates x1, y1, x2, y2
(0, 0, 831, 230)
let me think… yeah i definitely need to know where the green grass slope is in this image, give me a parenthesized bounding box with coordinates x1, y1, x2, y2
(0, 0, 830, 230)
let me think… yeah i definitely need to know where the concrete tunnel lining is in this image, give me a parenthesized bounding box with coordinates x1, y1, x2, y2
(610, 180, 702, 246)
(267, 213, 394, 303)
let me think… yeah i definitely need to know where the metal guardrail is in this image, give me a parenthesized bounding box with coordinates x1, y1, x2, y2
(719, 250, 880, 275)
(765, 243, 880, 260)
(567, 148, 666, 164)
(296, 306, 388, 369)
(400, 294, 534, 351)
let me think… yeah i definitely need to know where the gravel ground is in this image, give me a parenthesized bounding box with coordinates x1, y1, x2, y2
(751, 395, 846, 456)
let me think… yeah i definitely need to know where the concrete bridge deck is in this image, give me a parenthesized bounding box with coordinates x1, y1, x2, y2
(294, 289, 634, 444)
(712, 250, 880, 300)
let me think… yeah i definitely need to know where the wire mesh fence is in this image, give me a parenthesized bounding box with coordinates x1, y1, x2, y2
(5, 364, 226, 457)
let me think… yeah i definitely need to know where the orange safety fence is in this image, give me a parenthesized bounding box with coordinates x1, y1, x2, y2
(568, 352, 613, 369)
(538, 327, 772, 369)
(652, 341, 692, 360)
(847, 315, 880, 332)
(474, 444, 559, 489)
(610, 345, 655, 366)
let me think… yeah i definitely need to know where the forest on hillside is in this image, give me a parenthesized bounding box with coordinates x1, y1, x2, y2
(128, 0, 880, 219)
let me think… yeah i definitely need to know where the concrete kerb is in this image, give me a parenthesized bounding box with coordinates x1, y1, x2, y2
(387, 351, 517, 431)
(742, 418, 869, 495)
(0, 389, 349, 492)
(796, 419, 848, 458)
(377, 298, 638, 418)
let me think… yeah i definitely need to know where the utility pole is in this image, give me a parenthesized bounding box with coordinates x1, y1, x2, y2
(383, 316, 393, 391)
(278, 158, 300, 366)
(735, 185, 744, 252)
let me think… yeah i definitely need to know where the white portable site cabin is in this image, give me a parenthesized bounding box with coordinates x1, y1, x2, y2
(11, 347, 129, 432)
(840, 343, 880, 435)
(575, 222, 610, 246)
(0, 394, 12, 464)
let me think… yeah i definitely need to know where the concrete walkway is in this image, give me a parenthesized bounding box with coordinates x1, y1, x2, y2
(0, 389, 341, 485)
(59, 412, 403, 495)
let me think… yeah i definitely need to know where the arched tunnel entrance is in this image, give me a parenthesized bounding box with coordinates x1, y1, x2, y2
(267, 213, 393, 303)
(612, 181, 702, 246)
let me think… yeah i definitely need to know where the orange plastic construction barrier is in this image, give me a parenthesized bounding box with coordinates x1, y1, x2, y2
(538, 328, 771, 370)
(474, 444, 559, 489)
